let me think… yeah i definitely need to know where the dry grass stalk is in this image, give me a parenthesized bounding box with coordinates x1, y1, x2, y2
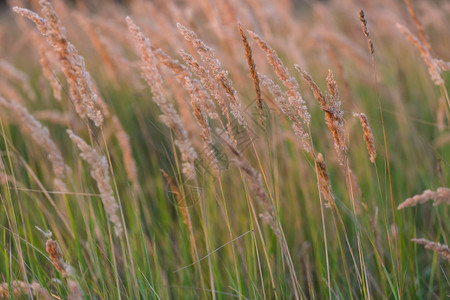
(0, 280, 51, 300)
(177, 51, 222, 116)
(315, 153, 334, 208)
(67, 130, 123, 236)
(437, 96, 445, 131)
(248, 31, 310, 124)
(344, 164, 365, 214)
(411, 238, 450, 261)
(179, 49, 236, 144)
(183, 75, 219, 170)
(403, 0, 432, 53)
(238, 23, 264, 124)
(326, 70, 346, 158)
(359, 10, 374, 55)
(177, 23, 246, 127)
(297, 67, 345, 163)
(0, 96, 69, 191)
(296, 67, 327, 107)
(353, 112, 376, 163)
(112, 116, 138, 188)
(396, 24, 445, 86)
(152, 47, 217, 119)
(248, 30, 311, 151)
(151, 47, 218, 168)
(13, 1, 104, 126)
(160, 168, 198, 262)
(218, 128, 302, 296)
(39, 45, 62, 101)
(126, 17, 198, 179)
(260, 74, 310, 149)
(398, 187, 450, 210)
(44, 233, 82, 300)
(217, 129, 278, 234)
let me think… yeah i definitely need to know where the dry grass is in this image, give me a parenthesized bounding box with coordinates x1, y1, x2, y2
(0, 0, 449, 299)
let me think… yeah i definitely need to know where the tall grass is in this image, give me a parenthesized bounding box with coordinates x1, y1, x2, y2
(0, 0, 449, 299)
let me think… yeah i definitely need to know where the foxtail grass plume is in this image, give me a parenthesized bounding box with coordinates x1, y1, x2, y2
(354, 112, 376, 163)
(403, 0, 432, 53)
(248, 31, 310, 124)
(238, 23, 264, 124)
(260, 74, 310, 150)
(151, 47, 218, 168)
(297, 67, 345, 163)
(13, 1, 105, 126)
(359, 10, 374, 55)
(152, 47, 217, 119)
(315, 153, 335, 208)
(67, 130, 123, 236)
(177, 23, 246, 127)
(396, 24, 446, 86)
(398, 187, 450, 209)
(411, 238, 450, 261)
(248, 30, 311, 151)
(161, 169, 189, 226)
(179, 49, 236, 144)
(183, 75, 219, 170)
(0, 281, 51, 300)
(326, 70, 346, 160)
(127, 17, 198, 179)
(44, 231, 83, 300)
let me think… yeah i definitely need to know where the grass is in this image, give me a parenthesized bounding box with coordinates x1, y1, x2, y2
(0, 0, 449, 299)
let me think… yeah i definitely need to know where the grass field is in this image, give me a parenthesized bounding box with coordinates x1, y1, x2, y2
(0, 0, 449, 298)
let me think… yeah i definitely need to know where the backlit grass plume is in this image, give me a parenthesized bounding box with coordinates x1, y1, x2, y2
(127, 16, 198, 179)
(13, 0, 105, 126)
(67, 130, 122, 236)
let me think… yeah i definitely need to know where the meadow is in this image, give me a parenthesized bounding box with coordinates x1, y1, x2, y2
(0, 0, 449, 298)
